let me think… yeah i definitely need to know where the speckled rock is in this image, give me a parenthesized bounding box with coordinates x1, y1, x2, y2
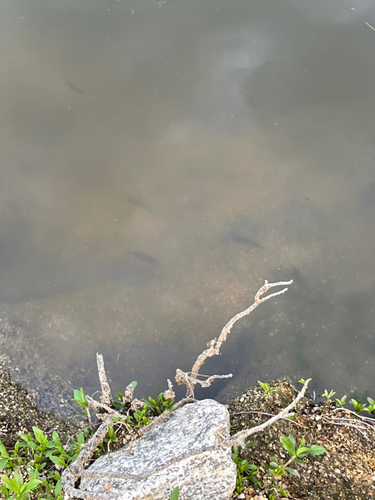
(81, 399, 236, 500)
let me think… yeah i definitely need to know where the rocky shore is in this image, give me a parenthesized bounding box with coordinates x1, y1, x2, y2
(0, 370, 374, 499)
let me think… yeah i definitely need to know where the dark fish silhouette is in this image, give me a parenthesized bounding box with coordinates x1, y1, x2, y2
(131, 252, 158, 266)
(126, 195, 151, 211)
(222, 215, 264, 250)
(227, 233, 264, 249)
(66, 81, 85, 96)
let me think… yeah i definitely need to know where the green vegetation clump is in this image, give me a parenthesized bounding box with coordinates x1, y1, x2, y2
(0, 387, 174, 500)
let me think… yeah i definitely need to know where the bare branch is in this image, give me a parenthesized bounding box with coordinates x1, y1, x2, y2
(322, 418, 370, 441)
(163, 379, 175, 400)
(226, 379, 309, 447)
(86, 395, 128, 423)
(123, 382, 136, 404)
(175, 369, 232, 390)
(62, 418, 112, 499)
(231, 410, 306, 428)
(332, 408, 375, 425)
(177, 279, 293, 398)
(96, 353, 112, 407)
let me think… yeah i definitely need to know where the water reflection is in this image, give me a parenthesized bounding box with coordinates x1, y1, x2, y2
(0, 0, 374, 415)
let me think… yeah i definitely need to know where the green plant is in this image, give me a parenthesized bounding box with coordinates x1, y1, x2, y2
(364, 397, 375, 415)
(322, 390, 335, 406)
(71, 388, 93, 427)
(335, 395, 347, 406)
(0, 425, 93, 500)
(263, 435, 325, 498)
(144, 392, 175, 415)
(0, 469, 42, 499)
(279, 434, 325, 472)
(268, 485, 289, 500)
(258, 381, 278, 400)
(170, 486, 179, 500)
(231, 442, 259, 493)
(350, 397, 365, 414)
(133, 407, 151, 428)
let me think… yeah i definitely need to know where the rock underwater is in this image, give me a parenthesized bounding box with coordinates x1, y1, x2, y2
(80, 399, 236, 500)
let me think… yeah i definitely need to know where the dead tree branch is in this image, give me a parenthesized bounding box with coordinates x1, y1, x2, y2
(96, 353, 112, 407)
(176, 279, 293, 398)
(227, 379, 309, 447)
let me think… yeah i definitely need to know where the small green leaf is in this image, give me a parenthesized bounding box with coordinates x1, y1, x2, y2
(257, 380, 267, 391)
(170, 486, 179, 500)
(0, 441, 10, 458)
(285, 467, 300, 477)
(32, 427, 45, 444)
(245, 441, 256, 448)
(55, 479, 62, 495)
(14, 471, 24, 490)
(296, 446, 310, 457)
(280, 435, 296, 456)
(2, 476, 20, 493)
(22, 479, 43, 493)
(52, 432, 63, 450)
(130, 381, 137, 389)
(301, 445, 325, 456)
(0, 458, 8, 470)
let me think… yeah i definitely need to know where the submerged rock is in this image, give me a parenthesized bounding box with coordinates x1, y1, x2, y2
(81, 399, 236, 500)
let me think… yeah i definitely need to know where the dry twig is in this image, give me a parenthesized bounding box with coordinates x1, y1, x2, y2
(176, 279, 293, 398)
(96, 353, 112, 407)
(231, 410, 306, 428)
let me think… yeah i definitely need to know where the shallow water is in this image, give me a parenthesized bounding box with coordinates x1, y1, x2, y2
(1, 0, 375, 415)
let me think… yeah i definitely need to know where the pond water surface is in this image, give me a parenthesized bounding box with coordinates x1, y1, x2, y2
(1, 0, 375, 416)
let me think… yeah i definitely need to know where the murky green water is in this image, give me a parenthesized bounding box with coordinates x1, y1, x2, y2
(1, 0, 375, 415)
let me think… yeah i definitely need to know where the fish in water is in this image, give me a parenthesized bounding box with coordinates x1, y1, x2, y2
(66, 81, 85, 96)
(131, 251, 159, 266)
(222, 215, 264, 249)
(227, 233, 264, 249)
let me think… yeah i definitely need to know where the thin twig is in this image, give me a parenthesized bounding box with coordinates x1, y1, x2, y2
(332, 417, 375, 429)
(175, 370, 233, 388)
(227, 379, 308, 447)
(333, 408, 375, 425)
(86, 395, 126, 422)
(96, 353, 112, 406)
(231, 410, 306, 428)
(62, 418, 112, 499)
(123, 383, 135, 404)
(322, 418, 370, 442)
(365, 21, 375, 31)
(177, 279, 293, 398)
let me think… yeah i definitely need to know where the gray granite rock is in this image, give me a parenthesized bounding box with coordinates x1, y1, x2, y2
(81, 399, 236, 500)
